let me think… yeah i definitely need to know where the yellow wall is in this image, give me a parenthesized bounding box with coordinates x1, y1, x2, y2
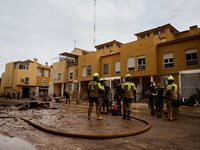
(120, 36, 161, 78)
(100, 53, 120, 78)
(175, 28, 200, 39)
(50, 60, 67, 84)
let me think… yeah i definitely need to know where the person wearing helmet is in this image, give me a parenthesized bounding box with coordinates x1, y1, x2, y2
(102, 80, 110, 114)
(121, 74, 136, 120)
(146, 81, 158, 116)
(99, 78, 105, 112)
(165, 76, 179, 120)
(87, 73, 104, 120)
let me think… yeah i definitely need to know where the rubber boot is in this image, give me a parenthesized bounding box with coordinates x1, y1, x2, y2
(127, 110, 131, 120)
(167, 109, 173, 121)
(97, 110, 103, 120)
(88, 109, 92, 120)
(122, 110, 126, 119)
(174, 112, 178, 120)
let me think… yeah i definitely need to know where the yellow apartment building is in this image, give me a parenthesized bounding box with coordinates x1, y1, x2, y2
(77, 24, 199, 100)
(0, 58, 50, 99)
(78, 40, 122, 95)
(49, 48, 90, 97)
(157, 25, 200, 99)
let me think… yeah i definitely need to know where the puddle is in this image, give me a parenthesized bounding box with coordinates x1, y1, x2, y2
(0, 133, 36, 150)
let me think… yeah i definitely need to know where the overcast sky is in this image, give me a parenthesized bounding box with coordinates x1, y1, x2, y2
(0, 0, 199, 75)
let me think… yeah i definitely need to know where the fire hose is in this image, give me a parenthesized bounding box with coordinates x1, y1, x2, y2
(0, 115, 151, 139)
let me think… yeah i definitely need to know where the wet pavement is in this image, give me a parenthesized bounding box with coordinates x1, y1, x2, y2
(0, 97, 200, 150)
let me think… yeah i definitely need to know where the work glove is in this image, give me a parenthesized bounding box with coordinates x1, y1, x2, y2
(152, 93, 157, 96)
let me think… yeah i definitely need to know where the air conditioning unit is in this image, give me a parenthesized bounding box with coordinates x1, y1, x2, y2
(21, 78, 25, 82)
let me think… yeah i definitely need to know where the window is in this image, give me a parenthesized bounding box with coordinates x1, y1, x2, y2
(87, 65, 92, 76)
(5, 77, 7, 85)
(54, 71, 57, 80)
(137, 56, 145, 70)
(82, 66, 86, 77)
(58, 71, 61, 80)
(140, 33, 150, 39)
(170, 29, 175, 35)
(73, 82, 79, 90)
(185, 49, 198, 66)
(25, 78, 29, 84)
(106, 44, 113, 49)
(8, 77, 10, 85)
(98, 47, 104, 51)
(127, 57, 135, 71)
(76, 69, 78, 79)
(19, 63, 29, 70)
(115, 62, 120, 74)
(37, 69, 42, 76)
(154, 29, 165, 37)
(116, 44, 121, 48)
(103, 63, 109, 75)
(163, 53, 174, 69)
(41, 79, 46, 86)
(14, 63, 18, 69)
(68, 83, 72, 90)
(44, 70, 49, 77)
(69, 70, 73, 79)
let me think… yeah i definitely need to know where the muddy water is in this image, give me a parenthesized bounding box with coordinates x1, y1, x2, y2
(0, 133, 36, 150)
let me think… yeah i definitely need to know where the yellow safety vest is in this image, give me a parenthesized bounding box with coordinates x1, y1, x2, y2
(121, 81, 136, 98)
(166, 83, 178, 100)
(88, 81, 101, 97)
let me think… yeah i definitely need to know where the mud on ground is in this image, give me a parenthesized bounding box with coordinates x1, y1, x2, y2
(0, 99, 200, 150)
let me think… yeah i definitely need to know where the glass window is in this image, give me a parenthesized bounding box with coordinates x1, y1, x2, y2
(163, 53, 174, 69)
(127, 57, 135, 71)
(82, 66, 86, 77)
(115, 62, 120, 74)
(69, 70, 73, 79)
(106, 44, 113, 49)
(25, 78, 29, 84)
(87, 65, 92, 76)
(19, 63, 29, 70)
(185, 49, 198, 66)
(137, 56, 145, 70)
(68, 83, 72, 90)
(37, 69, 42, 76)
(103, 63, 109, 75)
(44, 70, 49, 77)
(58, 71, 61, 80)
(73, 82, 79, 90)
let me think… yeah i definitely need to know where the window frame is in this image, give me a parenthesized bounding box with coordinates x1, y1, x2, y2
(185, 49, 198, 66)
(115, 61, 120, 74)
(82, 66, 86, 77)
(87, 65, 92, 76)
(68, 83, 72, 90)
(163, 53, 174, 69)
(37, 69, 42, 76)
(76, 69, 78, 79)
(137, 55, 146, 71)
(69, 70, 73, 79)
(44, 70, 49, 77)
(127, 57, 135, 72)
(25, 77, 29, 84)
(54, 71, 57, 80)
(58, 71, 61, 80)
(103, 63, 109, 75)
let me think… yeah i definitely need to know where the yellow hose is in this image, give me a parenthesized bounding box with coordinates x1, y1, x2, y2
(0, 116, 151, 139)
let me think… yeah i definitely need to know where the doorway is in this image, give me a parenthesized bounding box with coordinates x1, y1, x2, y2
(22, 88, 30, 98)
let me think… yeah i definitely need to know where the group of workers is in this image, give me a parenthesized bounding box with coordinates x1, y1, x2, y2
(87, 72, 180, 121)
(87, 73, 136, 120)
(146, 76, 179, 121)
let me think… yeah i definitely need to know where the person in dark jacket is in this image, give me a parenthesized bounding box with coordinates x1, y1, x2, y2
(64, 91, 70, 104)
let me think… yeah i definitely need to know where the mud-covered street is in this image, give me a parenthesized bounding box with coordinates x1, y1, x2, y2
(0, 98, 200, 150)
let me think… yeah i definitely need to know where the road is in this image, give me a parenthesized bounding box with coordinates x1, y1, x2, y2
(0, 98, 200, 150)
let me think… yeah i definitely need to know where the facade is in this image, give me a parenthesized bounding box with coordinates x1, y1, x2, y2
(49, 48, 90, 98)
(0, 58, 50, 98)
(78, 24, 200, 100)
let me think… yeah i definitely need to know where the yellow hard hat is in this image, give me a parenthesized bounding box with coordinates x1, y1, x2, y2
(167, 76, 174, 80)
(125, 74, 131, 79)
(100, 78, 104, 81)
(93, 73, 99, 78)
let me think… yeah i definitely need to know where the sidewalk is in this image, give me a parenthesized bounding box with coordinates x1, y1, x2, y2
(131, 103, 200, 118)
